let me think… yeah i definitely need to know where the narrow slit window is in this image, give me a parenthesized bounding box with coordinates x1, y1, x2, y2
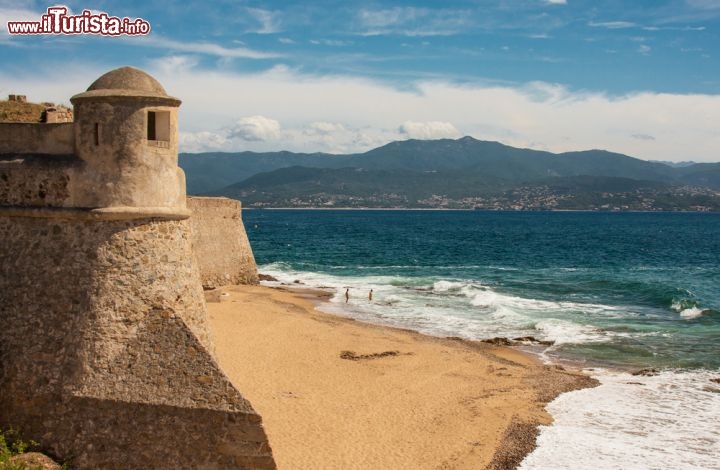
(94, 122, 100, 146)
(147, 111, 156, 141)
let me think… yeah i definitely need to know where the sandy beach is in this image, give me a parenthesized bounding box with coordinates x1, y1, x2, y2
(207, 285, 596, 470)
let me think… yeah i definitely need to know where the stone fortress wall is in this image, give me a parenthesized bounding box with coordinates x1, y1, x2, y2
(188, 196, 259, 288)
(0, 122, 74, 155)
(0, 67, 274, 469)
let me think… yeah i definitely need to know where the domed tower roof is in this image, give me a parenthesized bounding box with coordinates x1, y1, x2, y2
(87, 66, 167, 94)
(71, 66, 180, 105)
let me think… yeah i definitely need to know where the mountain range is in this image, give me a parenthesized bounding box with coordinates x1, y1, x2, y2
(179, 137, 720, 210)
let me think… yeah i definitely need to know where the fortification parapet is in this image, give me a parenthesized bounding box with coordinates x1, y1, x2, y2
(0, 67, 275, 469)
(188, 196, 259, 287)
(0, 122, 74, 154)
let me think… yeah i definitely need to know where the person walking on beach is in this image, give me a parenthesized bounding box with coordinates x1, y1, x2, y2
(345, 288, 349, 303)
(369, 289, 373, 301)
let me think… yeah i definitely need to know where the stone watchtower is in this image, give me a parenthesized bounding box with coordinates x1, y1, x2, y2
(0, 67, 274, 469)
(69, 67, 186, 210)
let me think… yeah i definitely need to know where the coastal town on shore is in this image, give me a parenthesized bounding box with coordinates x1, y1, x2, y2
(246, 184, 720, 212)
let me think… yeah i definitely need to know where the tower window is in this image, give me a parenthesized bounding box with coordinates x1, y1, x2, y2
(147, 111, 156, 140)
(147, 110, 170, 144)
(94, 123, 100, 146)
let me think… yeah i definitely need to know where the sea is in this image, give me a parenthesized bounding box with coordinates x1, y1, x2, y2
(243, 209, 720, 469)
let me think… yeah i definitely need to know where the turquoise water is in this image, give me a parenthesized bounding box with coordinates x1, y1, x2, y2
(245, 210, 720, 468)
(245, 210, 720, 370)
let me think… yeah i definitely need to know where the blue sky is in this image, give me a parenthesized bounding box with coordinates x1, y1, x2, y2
(2, 0, 720, 161)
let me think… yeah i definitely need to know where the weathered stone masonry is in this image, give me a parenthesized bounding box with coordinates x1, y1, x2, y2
(188, 197, 259, 288)
(0, 67, 274, 469)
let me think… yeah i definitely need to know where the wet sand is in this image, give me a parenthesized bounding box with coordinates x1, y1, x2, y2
(207, 285, 595, 470)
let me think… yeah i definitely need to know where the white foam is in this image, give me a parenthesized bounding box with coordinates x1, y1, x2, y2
(432, 280, 466, 292)
(671, 298, 710, 320)
(680, 307, 706, 319)
(259, 265, 632, 344)
(469, 290, 498, 308)
(534, 318, 609, 345)
(520, 369, 720, 470)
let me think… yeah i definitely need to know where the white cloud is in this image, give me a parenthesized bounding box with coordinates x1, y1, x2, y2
(643, 25, 705, 31)
(157, 68, 720, 161)
(123, 35, 281, 59)
(356, 7, 471, 36)
(245, 8, 281, 34)
(152, 55, 199, 75)
(179, 131, 228, 152)
(2, 65, 720, 162)
(180, 70, 720, 162)
(358, 7, 412, 28)
(544, 0, 568, 5)
(686, 0, 720, 10)
(638, 44, 652, 55)
(309, 39, 353, 46)
(399, 121, 461, 139)
(306, 121, 346, 135)
(287, 122, 378, 154)
(228, 116, 281, 142)
(588, 21, 636, 29)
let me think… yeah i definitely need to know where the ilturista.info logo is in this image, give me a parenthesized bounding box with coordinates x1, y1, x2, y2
(7, 6, 150, 36)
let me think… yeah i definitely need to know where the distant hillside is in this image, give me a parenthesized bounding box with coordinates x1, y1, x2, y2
(179, 137, 720, 210)
(672, 163, 720, 189)
(179, 151, 346, 195)
(0, 99, 46, 122)
(218, 165, 503, 206)
(651, 160, 697, 168)
(0, 97, 72, 123)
